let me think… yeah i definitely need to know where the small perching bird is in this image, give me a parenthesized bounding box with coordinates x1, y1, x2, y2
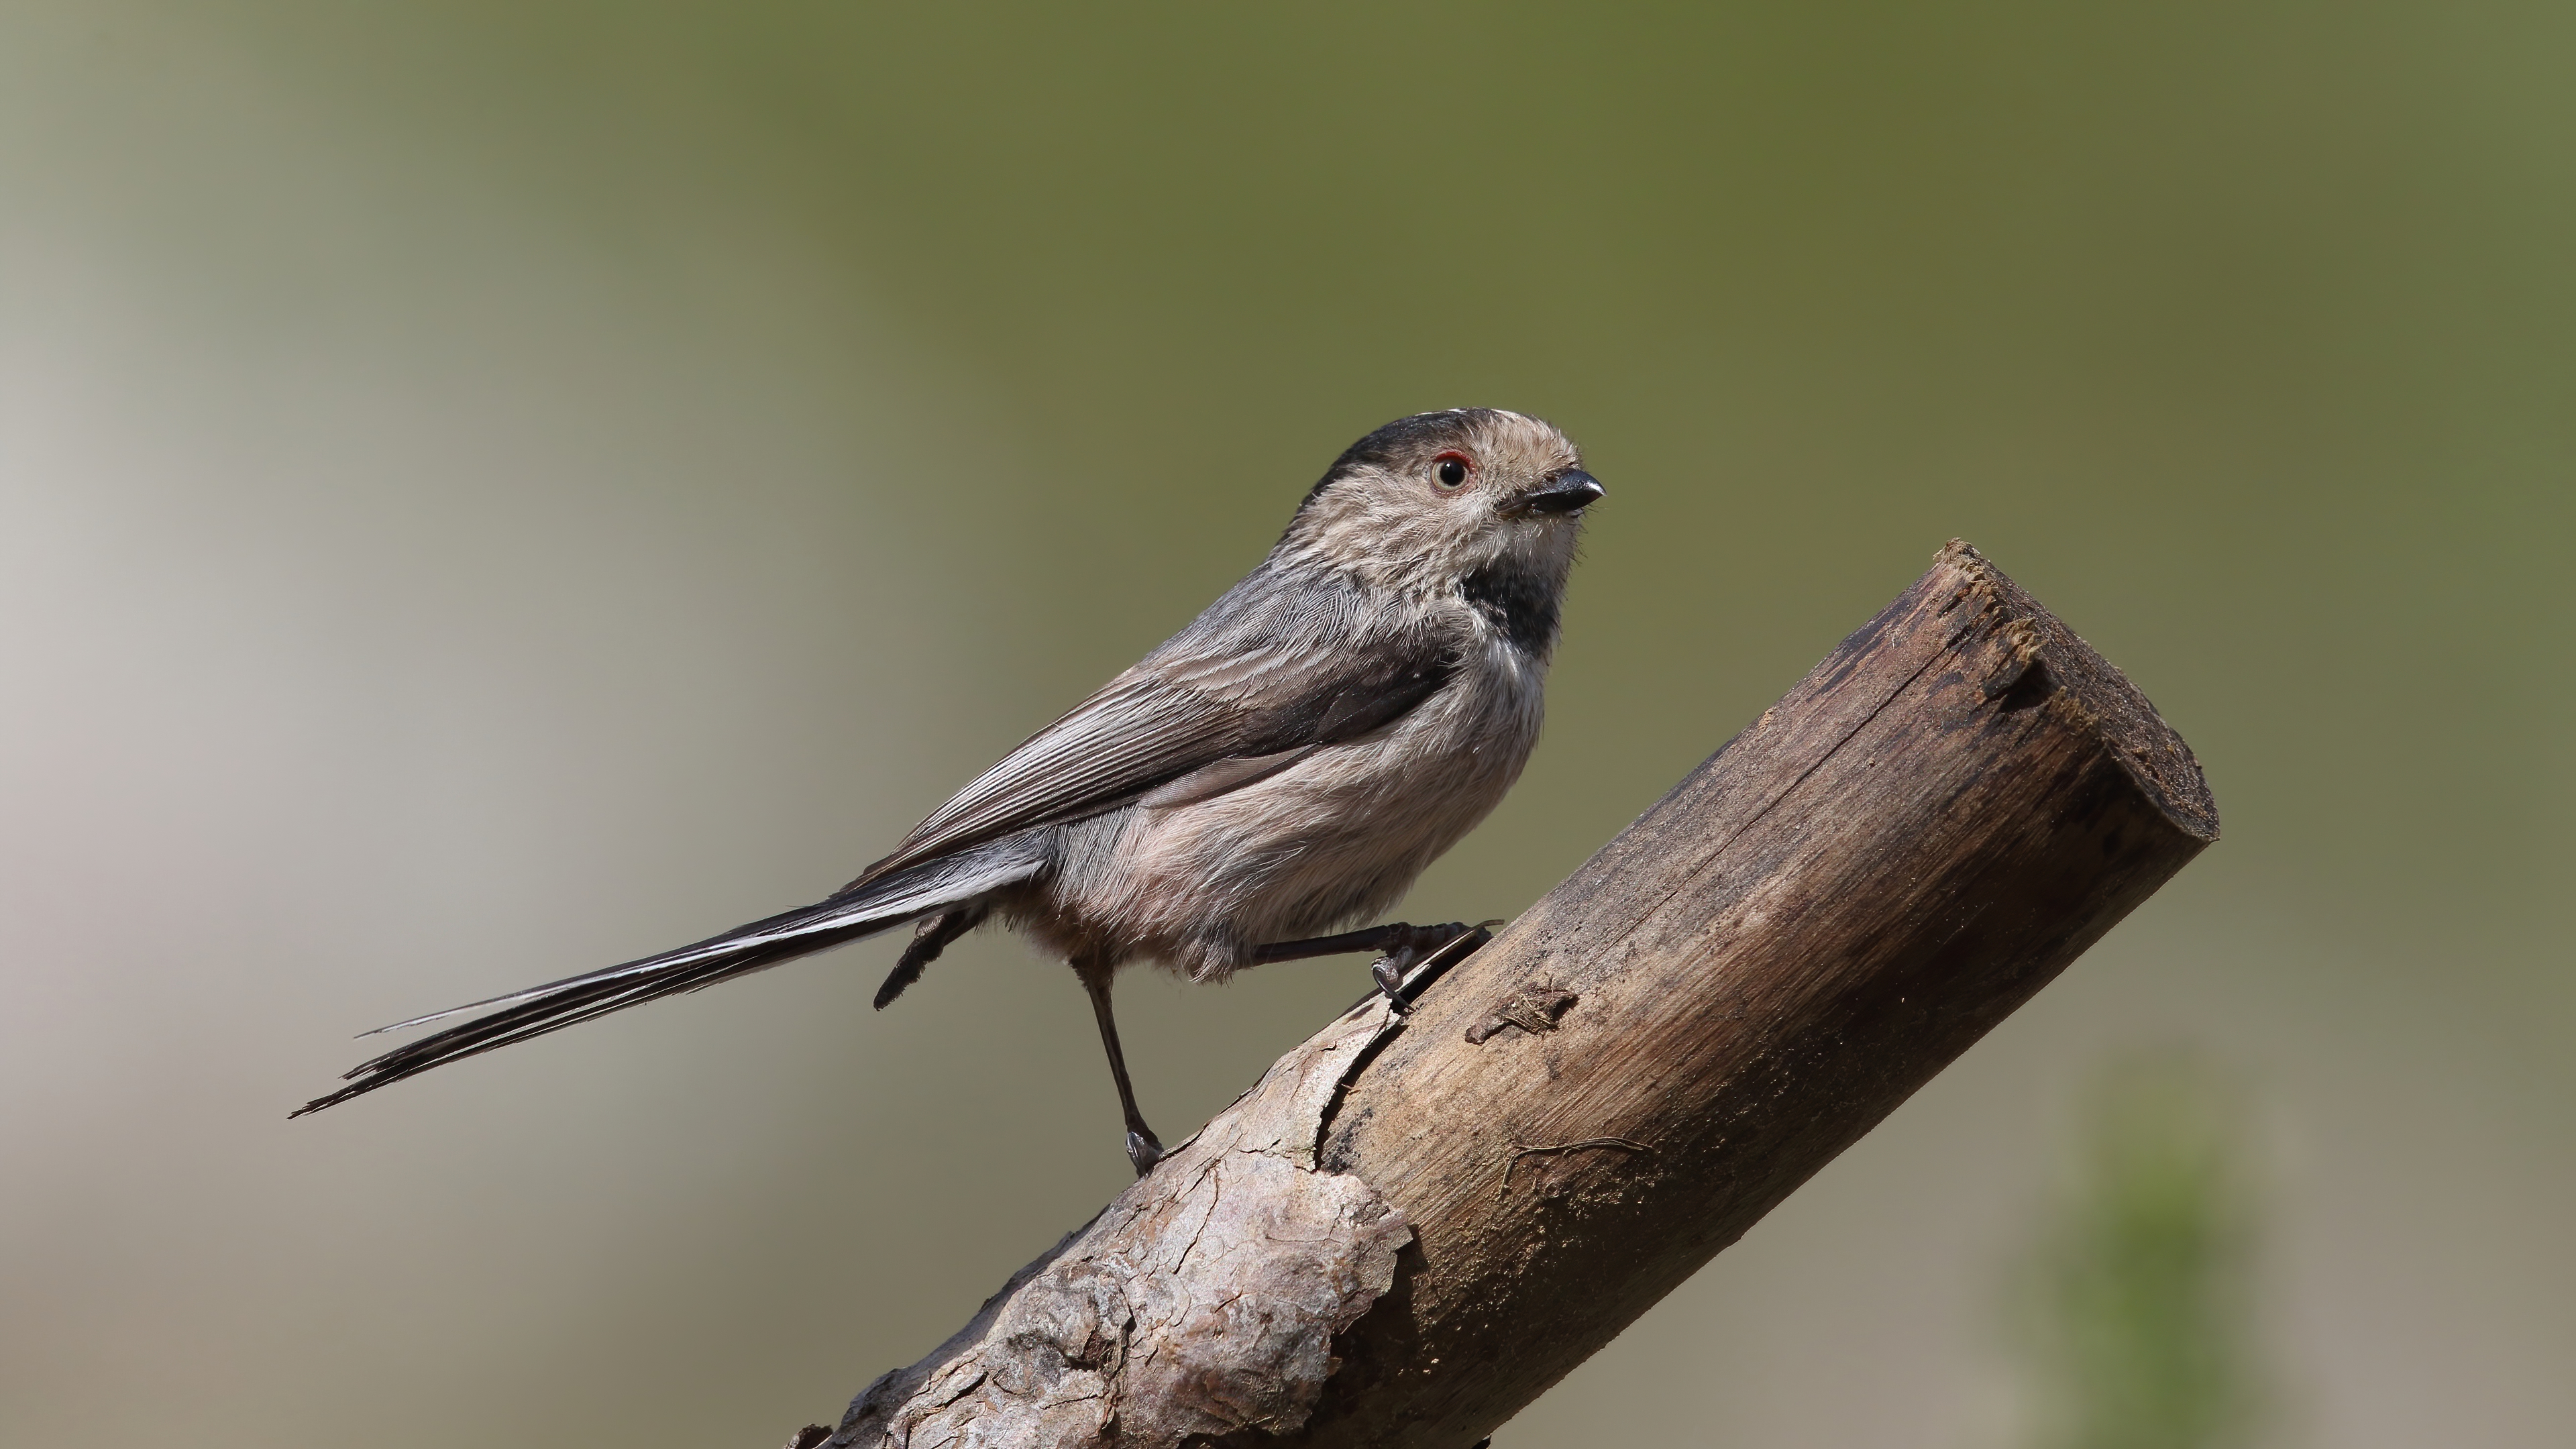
(299, 409, 1604, 1175)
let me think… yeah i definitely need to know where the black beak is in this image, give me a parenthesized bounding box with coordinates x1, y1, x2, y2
(1519, 469, 1605, 517)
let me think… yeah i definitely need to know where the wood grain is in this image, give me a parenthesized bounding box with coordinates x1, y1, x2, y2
(812, 540, 2218, 1449)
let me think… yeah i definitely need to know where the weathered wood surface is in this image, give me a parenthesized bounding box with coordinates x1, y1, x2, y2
(803, 540, 2218, 1449)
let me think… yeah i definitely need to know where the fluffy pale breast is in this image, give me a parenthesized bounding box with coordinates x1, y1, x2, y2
(1032, 632, 1546, 978)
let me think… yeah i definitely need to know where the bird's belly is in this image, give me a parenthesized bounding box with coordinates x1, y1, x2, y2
(1032, 662, 1545, 979)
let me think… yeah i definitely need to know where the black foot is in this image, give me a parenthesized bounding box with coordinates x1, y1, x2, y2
(1126, 1126, 1165, 1177)
(1369, 920, 1501, 1014)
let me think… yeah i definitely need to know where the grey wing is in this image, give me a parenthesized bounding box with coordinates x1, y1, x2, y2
(852, 570, 1456, 884)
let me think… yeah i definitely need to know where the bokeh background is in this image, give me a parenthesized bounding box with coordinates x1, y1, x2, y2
(4, 3, 2569, 1446)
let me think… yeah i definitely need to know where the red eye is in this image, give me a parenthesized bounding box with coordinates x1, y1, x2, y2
(1433, 452, 1472, 489)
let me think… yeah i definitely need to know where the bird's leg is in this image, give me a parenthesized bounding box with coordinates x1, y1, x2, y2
(1251, 920, 1472, 965)
(1075, 960, 1163, 1177)
(873, 905, 987, 1010)
(1252, 920, 1503, 1014)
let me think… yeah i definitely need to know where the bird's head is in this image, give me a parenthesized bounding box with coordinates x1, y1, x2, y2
(1276, 409, 1603, 594)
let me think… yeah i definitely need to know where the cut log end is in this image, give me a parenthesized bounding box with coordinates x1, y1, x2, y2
(1933, 538, 2218, 842)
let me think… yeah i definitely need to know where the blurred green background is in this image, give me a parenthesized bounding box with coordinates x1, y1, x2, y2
(2016, 1057, 2265, 1449)
(3, 3, 2568, 1445)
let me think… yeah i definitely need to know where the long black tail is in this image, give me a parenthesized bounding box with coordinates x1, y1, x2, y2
(294, 842, 1044, 1117)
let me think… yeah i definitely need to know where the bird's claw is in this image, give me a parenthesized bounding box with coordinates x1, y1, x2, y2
(1125, 1127, 1165, 1177)
(1369, 920, 1500, 1014)
(1371, 955, 1414, 1014)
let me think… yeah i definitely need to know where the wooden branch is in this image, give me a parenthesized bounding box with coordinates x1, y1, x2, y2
(796, 541, 2218, 1449)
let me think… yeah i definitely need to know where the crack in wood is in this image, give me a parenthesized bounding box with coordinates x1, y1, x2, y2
(1496, 1138, 1656, 1197)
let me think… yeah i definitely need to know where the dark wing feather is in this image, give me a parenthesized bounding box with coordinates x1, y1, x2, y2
(854, 568, 1456, 883)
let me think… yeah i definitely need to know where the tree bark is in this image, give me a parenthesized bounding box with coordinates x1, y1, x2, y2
(800, 540, 2219, 1449)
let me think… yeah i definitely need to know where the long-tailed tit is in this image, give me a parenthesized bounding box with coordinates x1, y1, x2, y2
(300, 409, 1604, 1176)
